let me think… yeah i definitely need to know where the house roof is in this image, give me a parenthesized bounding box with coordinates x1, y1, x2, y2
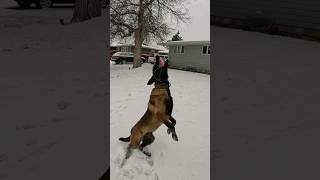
(158, 49, 169, 54)
(111, 43, 167, 51)
(159, 40, 210, 46)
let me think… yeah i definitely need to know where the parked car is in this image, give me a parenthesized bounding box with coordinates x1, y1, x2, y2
(110, 50, 118, 57)
(110, 52, 147, 64)
(111, 52, 133, 64)
(14, 0, 108, 9)
(160, 55, 168, 61)
(141, 53, 151, 62)
(147, 53, 168, 64)
(147, 53, 156, 64)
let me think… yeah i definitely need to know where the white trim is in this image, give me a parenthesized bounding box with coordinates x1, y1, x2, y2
(111, 43, 167, 51)
(202, 45, 211, 55)
(159, 40, 210, 46)
(158, 50, 169, 54)
(174, 45, 185, 54)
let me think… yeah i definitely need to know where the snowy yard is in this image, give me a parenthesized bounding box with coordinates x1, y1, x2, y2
(0, 0, 108, 179)
(213, 26, 320, 179)
(110, 63, 210, 180)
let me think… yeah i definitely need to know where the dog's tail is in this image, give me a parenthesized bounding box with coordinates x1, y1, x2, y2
(119, 136, 130, 142)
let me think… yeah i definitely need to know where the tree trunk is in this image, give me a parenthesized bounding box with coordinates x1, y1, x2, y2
(71, 0, 102, 23)
(132, 0, 145, 68)
(133, 30, 143, 68)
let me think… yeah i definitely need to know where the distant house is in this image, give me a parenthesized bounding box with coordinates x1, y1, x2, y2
(212, 0, 320, 39)
(160, 41, 211, 74)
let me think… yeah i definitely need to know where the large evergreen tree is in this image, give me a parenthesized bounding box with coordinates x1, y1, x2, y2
(171, 31, 183, 41)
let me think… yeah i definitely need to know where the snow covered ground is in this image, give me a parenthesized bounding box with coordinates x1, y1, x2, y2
(0, 1, 108, 179)
(110, 63, 210, 180)
(213, 26, 320, 179)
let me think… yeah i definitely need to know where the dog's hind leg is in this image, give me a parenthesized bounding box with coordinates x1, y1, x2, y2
(139, 132, 155, 157)
(124, 128, 143, 159)
(125, 139, 141, 160)
(140, 132, 155, 148)
(125, 144, 133, 159)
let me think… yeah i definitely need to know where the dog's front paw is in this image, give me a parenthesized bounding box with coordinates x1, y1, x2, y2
(167, 128, 172, 134)
(172, 133, 178, 142)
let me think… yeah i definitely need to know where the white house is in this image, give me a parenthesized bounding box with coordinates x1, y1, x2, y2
(212, 0, 320, 39)
(160, 41, 211, 73)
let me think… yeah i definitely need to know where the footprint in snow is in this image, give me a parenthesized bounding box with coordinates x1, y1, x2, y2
(51, 117, 64, 123)
(115, 100, 121, 104)
(25, 139, 39, 147)
(16, 123, 37, 130)
(56, 101, 69, 110)
(0, 152, 8, 163)
(1, 48, 12, 52)
(93, 92, 103, 97)
(76, 90, 84, 94)
(18, 142, 56, 162)
(0, 174, 8, 179)
(113, 148, 158, 180)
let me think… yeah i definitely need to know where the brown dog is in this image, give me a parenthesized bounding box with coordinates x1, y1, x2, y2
(119, 56, 178, 159)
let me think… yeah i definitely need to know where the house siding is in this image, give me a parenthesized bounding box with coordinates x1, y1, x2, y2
(168, 45, 211, 74)
(212, 0, 320, 39)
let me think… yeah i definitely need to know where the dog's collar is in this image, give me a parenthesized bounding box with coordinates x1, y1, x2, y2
(151, 88, 167, 96)
(155, 82, 170, 89)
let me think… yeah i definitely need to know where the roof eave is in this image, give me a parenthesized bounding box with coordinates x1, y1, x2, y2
(158, 40, 211, 46)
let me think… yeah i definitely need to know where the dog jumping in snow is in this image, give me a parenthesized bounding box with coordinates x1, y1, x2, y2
(119, 55, 178, 159)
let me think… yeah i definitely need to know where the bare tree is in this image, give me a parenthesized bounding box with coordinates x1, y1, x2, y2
(111, 0, 190, 68)
(71, 0, 103, 23)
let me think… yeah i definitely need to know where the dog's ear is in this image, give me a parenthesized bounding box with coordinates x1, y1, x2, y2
(147, 76, 155, 85)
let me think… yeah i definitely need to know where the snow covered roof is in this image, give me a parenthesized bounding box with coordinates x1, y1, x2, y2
(159, 40, 210, 46)
(158, 49, 169, 54)
(110, 43, 167, 51)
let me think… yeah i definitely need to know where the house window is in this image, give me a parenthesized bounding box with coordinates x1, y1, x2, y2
(120, 47, 130, 52)
(202, 45, 210, 55)
(174, 45, 185, 54)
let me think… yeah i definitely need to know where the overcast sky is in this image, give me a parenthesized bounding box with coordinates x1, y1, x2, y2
(173, 0, 210, 41)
